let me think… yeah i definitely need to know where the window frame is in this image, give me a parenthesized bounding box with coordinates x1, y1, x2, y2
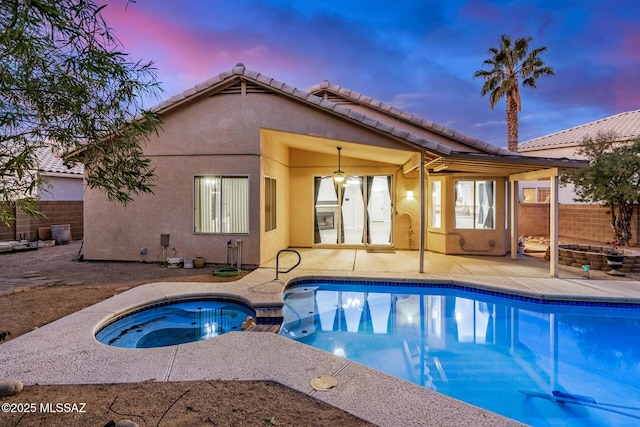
(193, 175, 250, 234)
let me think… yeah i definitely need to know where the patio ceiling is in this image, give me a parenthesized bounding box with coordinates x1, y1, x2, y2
(264, 129, 420, 166)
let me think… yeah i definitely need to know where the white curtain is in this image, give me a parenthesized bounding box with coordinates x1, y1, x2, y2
(222, 177, 248, 233)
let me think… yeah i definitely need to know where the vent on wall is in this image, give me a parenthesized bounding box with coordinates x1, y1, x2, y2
(313, 90, 353, 105)
(215, 80, 273, 95)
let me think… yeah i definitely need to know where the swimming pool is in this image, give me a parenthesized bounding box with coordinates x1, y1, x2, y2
(96, 298, 255, 348)
(280, 280, 640, 427)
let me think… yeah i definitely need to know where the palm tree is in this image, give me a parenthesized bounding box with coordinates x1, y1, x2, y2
(474, 35, 555, 152)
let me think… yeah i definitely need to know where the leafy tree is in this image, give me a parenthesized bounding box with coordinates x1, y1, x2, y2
(0, 0, 162, 226)
(474, 35, 555, 152)
(562, 131, 640, 246)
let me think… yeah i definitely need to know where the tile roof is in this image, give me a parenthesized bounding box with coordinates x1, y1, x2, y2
(519, 110, 640, 152)
(154, 63, 511, 157)
(36, 146, 84, 176)
(306, 81, 511, 156)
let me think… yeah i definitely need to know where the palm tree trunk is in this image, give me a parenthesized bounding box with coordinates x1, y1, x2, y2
(506, 97, 519, 152)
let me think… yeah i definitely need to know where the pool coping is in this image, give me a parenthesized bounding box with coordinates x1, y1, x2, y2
(2, 266, 640, 426)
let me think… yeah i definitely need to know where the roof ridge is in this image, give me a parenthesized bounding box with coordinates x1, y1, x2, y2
(306, 81, 510, 155)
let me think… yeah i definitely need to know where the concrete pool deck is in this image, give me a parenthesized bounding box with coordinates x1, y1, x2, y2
(1, 249, 640, 426)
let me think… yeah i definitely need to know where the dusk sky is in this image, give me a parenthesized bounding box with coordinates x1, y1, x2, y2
(102, 0, 640, 147)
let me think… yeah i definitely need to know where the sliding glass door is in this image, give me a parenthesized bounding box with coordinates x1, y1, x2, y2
(314, 175, 392, 246)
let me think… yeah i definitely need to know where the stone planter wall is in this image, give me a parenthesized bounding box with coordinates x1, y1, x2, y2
(545, 244, 640, 273)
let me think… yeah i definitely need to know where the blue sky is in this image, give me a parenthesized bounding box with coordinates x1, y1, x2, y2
(102, 0, 640, 147)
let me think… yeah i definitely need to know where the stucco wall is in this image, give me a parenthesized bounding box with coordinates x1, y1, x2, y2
(37, 176, 84, 201)
(84, 154, 262, 264)
(259, 131, 290, 264)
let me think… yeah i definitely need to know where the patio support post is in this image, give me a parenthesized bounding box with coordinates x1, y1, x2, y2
(510, 179, 519, 260)
(419, 152, 425, 273)
(510, 168, 560, 277)
(550, 174, 559, 277)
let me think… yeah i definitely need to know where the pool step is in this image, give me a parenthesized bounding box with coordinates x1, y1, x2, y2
(244, 324, 281, 333)
(250, 306, 283, 333)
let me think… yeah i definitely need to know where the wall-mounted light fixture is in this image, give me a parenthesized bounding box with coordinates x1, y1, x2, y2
(433, 163, 448, 172)
(406, 190, 414, 200)
(333, 146, 346, 183)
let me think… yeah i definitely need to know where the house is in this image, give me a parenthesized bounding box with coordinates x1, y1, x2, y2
(518, 110, 640, 244)
(0, 146, 84, 242)
(81, 64, 585, 273)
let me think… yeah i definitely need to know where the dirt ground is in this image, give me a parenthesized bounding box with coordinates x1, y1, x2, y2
(0, 242, 374, 427)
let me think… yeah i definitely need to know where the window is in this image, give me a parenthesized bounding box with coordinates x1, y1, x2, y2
(265, 177, 277, 232)
(522, 187, 550, 203)
(431, 181, 442, 228)
(313, 175, 392, 245)
(194, 176, 249, 233)
(455, 180, 495, 229)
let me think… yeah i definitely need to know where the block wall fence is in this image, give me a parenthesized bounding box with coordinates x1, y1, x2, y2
(518, 203, 639, 246)
(0, 201, 84, 242)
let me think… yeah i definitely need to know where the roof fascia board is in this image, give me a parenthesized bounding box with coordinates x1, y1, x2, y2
(447, 151, 589, 169)
(509, 168, 559, 181)
(40, 171, 83, 178)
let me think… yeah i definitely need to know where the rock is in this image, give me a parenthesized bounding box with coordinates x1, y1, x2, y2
(0, 379, 24, 397)
(115, 420, 139, 427)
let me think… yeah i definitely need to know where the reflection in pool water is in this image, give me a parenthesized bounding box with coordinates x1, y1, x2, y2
(280, 280, 640, 427)
(96, 299, 255, 348)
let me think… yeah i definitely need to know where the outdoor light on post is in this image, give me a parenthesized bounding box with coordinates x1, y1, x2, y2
(333, 146, 346, 183)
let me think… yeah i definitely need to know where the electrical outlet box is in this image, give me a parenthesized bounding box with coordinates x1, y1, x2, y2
(160, 234, 170, 247)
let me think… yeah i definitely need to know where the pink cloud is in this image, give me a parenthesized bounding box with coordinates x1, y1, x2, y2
(100, 1, 311, 97)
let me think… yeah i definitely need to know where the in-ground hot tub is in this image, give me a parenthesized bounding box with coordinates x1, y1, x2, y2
(95, 297, 255, 348)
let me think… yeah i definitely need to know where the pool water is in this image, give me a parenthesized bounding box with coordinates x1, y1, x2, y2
(96, 299, 255, 348)
(280, 280, 640, 427)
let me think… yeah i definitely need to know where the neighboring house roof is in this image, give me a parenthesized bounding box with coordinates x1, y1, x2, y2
(154, 63, 513, 157)
(36, 146, 84, 176)
(519, 110, 640, 152)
